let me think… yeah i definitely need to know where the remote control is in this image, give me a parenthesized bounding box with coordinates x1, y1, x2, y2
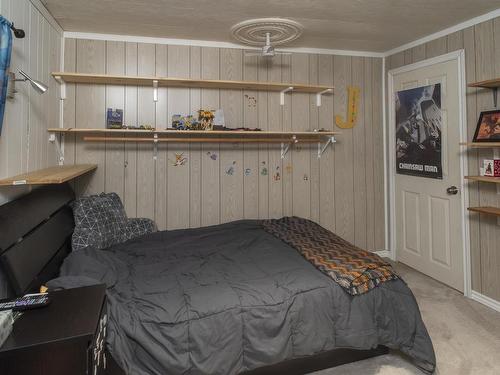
(0, 293, 50, 311)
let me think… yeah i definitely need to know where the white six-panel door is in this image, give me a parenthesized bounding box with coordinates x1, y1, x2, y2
(392, 58, 464, 292)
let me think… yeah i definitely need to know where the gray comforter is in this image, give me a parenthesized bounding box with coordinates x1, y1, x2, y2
(48, 220, 435, 374)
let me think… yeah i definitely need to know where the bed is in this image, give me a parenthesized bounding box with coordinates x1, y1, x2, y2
(0, 184, 436, 375)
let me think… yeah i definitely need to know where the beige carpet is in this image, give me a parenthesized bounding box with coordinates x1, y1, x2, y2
(311, 263, 500, 375)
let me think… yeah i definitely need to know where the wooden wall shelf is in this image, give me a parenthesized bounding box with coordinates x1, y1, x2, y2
(47, 129, 338, 159)
(465, 176, 500, 184)
(0, 164, 97, 186)
(52, 72, 334, 94)
(47, 128, 339, 137)
(468, 78, 499, 107)
(468, 78, 500, 89)
(460, 142, 500, 148)
(468, 207, 500, 217)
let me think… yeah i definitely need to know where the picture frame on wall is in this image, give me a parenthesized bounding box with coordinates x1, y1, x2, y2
(472, 109, 500, 142)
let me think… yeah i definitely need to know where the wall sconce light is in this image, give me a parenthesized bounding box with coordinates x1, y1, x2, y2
(16, 69, 48, 94)
(7, 69, 48, 98)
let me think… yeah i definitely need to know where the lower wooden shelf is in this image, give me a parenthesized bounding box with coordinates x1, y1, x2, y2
(468, 207, 500, 216)
(0, 164, 97, 186)
(460, 142, 500, 148)
(465, 176, 500, 184)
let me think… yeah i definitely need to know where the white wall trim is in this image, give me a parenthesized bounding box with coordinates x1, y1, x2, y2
(374, 250, 391, 259)
(384, 8, 500, 57)
(382, 56, 390, 259)
(471, 291, 500, 313)
(29, 0, 63, 34)
(387, 50, 471, 297)
(63, 31, 385, 58)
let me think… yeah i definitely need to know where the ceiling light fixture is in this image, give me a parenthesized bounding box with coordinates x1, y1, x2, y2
(231, 18, 304, 47)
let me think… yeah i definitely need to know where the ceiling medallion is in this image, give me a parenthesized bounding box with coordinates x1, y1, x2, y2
(230, 18, 304, 46)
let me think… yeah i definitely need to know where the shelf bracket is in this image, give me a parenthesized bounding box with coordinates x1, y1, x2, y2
(317, 135, 336, 158)
(316, 88, 333, 107)
(153, 80, 159, 102)
(281, 135, 298, 158)
(493, 87, 498, 108)
(153, 133, 158, 160)
(49, 132, 65, 165)
(280, 86, 293, 106)
(53, 75, 66, 100)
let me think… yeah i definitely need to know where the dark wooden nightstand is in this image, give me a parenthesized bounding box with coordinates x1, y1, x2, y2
(0, 284, 108, 375)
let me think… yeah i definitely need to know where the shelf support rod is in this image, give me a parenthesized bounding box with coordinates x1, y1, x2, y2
(281, 135, 298, 158)
(153, 80, 159, 102)
(316, 88, 333, 107)
(48, 132, 65, 165)
(280, 86, 293, 106)
(493, 87, 498, 108)
(53, 75, 66, 100)
(153, 133, 158, 160)
(317, 135, 336, 158)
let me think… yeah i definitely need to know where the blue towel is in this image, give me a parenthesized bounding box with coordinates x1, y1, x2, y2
(0, 16, 12, 135)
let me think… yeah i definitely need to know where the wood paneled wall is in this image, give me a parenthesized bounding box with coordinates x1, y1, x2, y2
(386, 16, 500, 301)
(0, 0, 62, 204)
(0, 0, 62, 298)
(63, 38, 385, 251)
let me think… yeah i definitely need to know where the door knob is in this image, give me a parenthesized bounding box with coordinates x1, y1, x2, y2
(446, 186, 459, 195)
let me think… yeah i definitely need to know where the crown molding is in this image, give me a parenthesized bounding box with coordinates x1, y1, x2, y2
(384, 8, 500, 57)
(63, 31, 385, 58)
(29, 0, 63, 34)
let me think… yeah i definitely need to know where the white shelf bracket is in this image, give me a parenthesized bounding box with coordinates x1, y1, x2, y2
(49, 132, 65, 165)
(316, 88, 333, 107)
(153, 80, 159, 102)
(53, 75, 66, 100)
(317, 135, 336, 158)
(153, 133, 158, 160)
(281, 135, 298, 158)
(280, 86, 293, 106)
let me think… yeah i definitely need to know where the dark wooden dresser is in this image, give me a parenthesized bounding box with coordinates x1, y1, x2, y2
(0, 284, 108, 375)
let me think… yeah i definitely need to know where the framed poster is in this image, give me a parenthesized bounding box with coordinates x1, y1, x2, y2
(472, 109, 500, 142)
(395, 84, 442, 179)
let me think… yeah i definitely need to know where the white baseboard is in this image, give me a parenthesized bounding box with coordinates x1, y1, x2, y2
(470, 290, 500, 313)
(374, 250, 392, 259)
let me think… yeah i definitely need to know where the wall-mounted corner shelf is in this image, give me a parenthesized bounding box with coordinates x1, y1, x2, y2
(51, 72, 334, 107)
(0, 164, 97, 186)
(468, 206, 500, 217)
(460, 142, 500, 148)
(468, 78, 500, 107)
(465, 176, 500, 184)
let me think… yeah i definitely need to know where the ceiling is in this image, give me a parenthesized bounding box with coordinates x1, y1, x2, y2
(42, 0, 500, 52)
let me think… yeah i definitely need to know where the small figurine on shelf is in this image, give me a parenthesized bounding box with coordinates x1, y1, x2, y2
(172, 114, 183, 129)
(198, 109, 215, 131)
(172, 114, 199, 130)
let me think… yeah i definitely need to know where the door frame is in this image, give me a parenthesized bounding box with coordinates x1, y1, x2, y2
(387, 49, 471, 297)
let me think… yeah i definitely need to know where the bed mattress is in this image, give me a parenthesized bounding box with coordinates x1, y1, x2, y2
(48, 220, 436, 375)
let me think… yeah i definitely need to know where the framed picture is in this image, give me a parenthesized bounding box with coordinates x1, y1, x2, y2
(472, 109, 500, 142)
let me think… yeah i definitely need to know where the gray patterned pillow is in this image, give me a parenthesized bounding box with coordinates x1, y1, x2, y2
(71, 192, 157, 251)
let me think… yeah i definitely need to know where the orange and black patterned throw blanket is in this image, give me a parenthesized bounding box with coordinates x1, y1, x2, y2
(261, 217, 398, 296)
